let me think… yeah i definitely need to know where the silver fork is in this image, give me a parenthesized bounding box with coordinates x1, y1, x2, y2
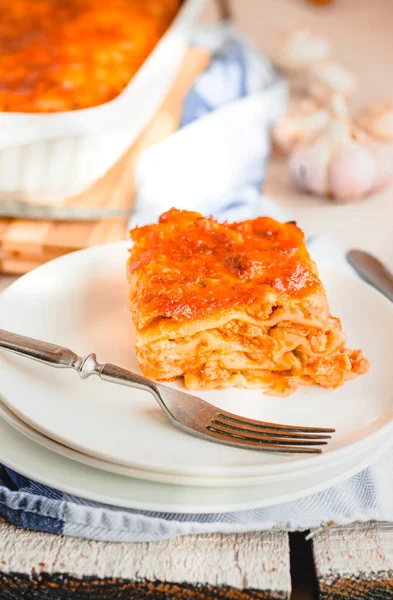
(0, 329, 334, 454)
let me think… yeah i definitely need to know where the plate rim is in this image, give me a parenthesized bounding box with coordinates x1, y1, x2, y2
(0, 414, 391, 514)
(0, 396, 383, 488)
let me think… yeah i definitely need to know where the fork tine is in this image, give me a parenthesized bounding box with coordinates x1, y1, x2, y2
(155, 385, 333, 453)
(205, 428, 323, 453)
(211, 418, 332, 440)
(216, 411, 335, 434)
(207, 425, 328, 446)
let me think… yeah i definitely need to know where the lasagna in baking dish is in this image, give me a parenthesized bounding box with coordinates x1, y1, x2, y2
(127, 209, 369, 396)
(0, 0, 181, 112)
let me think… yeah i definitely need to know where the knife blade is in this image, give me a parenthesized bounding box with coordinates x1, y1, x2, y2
(347, 249, 393, 303)
(0, 199, 133, 221)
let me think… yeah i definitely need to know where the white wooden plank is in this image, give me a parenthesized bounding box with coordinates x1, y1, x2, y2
(0, 519, 290, 595)
(312, 521, 393, 596)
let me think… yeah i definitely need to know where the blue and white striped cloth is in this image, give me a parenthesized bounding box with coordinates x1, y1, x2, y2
(1, 24, 391, 543)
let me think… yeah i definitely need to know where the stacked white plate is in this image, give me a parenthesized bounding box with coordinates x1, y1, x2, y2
(0, 242, 393, 513)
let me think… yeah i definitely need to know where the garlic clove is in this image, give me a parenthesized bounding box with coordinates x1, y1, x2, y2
(366, 139, 393, 191)
(289, 97, 350, 196)
(355, 100, 393, 142)
(289, 133, 333, 196)
(272, 97, 330, 154)
(307, 61, 358, 101)
(329, 141, 378, 202)
(271, 27, 331, 71)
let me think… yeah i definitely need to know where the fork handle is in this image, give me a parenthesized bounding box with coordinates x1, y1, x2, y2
(0, 328, 159, 396)
(99, 362, 158, 394)
(0, 328, 79, 368)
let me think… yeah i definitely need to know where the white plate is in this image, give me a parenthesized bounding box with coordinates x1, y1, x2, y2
(0, 396, 380, 488)
(0, 242, 392, 485)
(0, 414, 391, 514)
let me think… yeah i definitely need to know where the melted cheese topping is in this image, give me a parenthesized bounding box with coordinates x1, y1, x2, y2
(128, 208, 328, 330)
(0, 0, 180, 112)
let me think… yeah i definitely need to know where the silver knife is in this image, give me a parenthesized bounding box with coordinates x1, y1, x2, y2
(0, 198, 133, 221)
(347, 249, 393, 303)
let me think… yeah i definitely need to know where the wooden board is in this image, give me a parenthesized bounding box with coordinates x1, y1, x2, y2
(0, 519, 291, 600)
(0, 47, 210, 275)
(312, 522, 393, 599)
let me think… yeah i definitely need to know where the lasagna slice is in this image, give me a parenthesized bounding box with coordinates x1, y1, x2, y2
(127, 209, 369, 396)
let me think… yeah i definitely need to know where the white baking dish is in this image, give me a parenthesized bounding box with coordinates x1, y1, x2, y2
(0, 0, 205, 203)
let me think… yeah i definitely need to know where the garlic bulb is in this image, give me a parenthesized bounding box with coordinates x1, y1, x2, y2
(272, 97, 330, 154)
(289, 95, 393, 202)
(355, 100, 393, 141)
(271, 27, 331, 71)
(307, 61, 358, 101)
